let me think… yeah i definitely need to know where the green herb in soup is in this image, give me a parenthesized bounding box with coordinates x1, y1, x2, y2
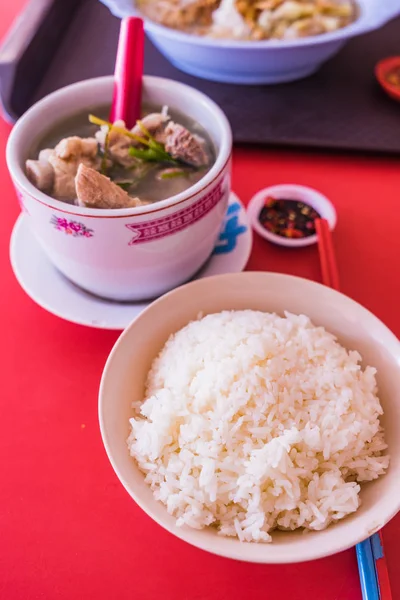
(25, 105, 215, 209)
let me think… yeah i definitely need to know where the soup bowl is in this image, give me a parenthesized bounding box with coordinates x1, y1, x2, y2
(99, 272, 400, 563)
(101, 0, 400, 84)
(6, 76, 232, 301)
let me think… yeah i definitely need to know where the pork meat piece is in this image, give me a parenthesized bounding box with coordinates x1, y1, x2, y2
(26, 136, 101, 201)
(55, 136, 98, 160)
(131, 111, 171, 145)
(25, 149, 55, 194)
(164, 122, 209, 167)
(95, 120, 135, 168)
(47, 136, 101, 201)
(75, 164, 148, 209)
(95, 112, 170, 168)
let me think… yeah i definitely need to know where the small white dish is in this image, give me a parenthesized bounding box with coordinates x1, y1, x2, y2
(247, 184, 337, 248)
(10, 193, 251, 330)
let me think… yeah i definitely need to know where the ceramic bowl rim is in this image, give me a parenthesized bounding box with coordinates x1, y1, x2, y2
(6, 75, 232, 219)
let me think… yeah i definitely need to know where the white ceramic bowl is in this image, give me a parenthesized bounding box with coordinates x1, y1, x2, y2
(99, 271, 400, 563)
(247, 184, 337, 248)
(6, 76, 232, 301)
(100, 0, 400, 84)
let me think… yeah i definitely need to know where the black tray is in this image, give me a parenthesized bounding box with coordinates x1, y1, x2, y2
(1, 0, 400, 154)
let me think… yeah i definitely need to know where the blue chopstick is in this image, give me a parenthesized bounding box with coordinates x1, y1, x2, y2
(356, 538, 380, 600)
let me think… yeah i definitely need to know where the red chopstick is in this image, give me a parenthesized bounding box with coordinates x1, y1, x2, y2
(109, 17, 144, 129)
(315, 218, 340, 291)
(373, 531, 393, 600)
(316, 217, 392, 600)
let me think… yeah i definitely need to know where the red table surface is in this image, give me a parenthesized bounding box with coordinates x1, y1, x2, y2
(1, 3, 400, 599)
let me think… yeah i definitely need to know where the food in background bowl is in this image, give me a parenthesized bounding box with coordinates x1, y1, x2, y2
(100, 0, 400, 84)
(138, 0, 356, 41)
(25, 105, 214, 209)
(127, 309, 389, 543)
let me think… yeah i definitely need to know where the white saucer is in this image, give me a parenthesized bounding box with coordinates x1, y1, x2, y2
(10, 193, 252, 330)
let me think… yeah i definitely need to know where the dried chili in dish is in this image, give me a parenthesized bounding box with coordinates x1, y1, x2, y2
(259, 196, 321, 239)
(386, 66, 400, 88)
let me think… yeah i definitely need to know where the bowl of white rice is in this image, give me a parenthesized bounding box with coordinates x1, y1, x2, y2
(99, 272, 400, 563)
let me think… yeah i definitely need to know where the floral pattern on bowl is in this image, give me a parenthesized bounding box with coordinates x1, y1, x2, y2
(51, 215, 94, 238)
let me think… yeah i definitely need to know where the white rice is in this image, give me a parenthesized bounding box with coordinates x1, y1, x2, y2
(127, 310, 389, 543)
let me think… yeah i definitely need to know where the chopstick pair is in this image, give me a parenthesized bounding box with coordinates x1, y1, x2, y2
(356, 533, 393, 600)
(315, 218, 392, 600)
(315, 218, 340, 291)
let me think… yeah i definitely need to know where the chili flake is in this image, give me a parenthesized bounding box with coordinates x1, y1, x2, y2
(386, 66, 400, 88)
(259, 196, 321, 239)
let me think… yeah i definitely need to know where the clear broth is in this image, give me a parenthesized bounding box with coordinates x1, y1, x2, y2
(31, 104, 216, 204)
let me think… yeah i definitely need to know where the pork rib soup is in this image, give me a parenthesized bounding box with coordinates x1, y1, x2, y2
(25, 105, 216, 209)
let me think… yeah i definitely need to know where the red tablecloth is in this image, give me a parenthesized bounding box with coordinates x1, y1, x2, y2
(1, 3, 400, 598)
